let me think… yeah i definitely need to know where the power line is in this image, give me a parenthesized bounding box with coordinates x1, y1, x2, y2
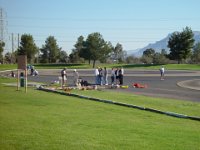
(7, 31, 170, 40)
(7, 24, 195, 31)
(33, 39, 155, 43)
(7, 16, 200, 22)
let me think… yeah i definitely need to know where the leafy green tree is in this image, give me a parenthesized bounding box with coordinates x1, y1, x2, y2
(191, 42, 200, 63)
(40, 46, 49, 63)
(85, 32, 109, 68)
(99, 41, 113, 63)
(74, 36, 85, 54)
(0, 41, 5, 54)
(4, 52, 12, 64)
(168, 27, 194, 63)
(126, 56, 140, 64)
(59, 50, 68, 63)
(111, 43, 127, 63)
(153, 52, 169, 64)
(72, 36, 88, 63)
(143, 48, 155, 57)
(69, 49, 81, 63)
(141, 48, 155, 64)
(18, 34, 38, 63)
(40, 36, 60, 63)
(79, 45, 92, 64)
(0, 41, 5, 63)
(140, 55, 153, 64)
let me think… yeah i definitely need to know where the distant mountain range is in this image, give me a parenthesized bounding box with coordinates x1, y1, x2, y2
(127, 31, 200, 57)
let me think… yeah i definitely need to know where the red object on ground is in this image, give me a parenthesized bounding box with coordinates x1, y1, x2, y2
(132, 83, 148, 88)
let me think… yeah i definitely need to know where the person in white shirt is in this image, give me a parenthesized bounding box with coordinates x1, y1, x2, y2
(73, 69, 79, 86)
(95, 67, 99, 84)
(159, 66, 165, 80)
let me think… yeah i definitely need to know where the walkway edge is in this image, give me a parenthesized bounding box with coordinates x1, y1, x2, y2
(177, 79, 200, 91)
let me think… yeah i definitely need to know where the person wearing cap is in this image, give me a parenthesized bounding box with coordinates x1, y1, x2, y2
(73, 69, 79, 86)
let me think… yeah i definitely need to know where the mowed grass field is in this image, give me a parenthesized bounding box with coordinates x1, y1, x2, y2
(0, 77, 200, 150)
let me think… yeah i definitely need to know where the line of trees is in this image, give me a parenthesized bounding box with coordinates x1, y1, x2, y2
(136, 27, 200, 64)
(0, 32, 127, 67)
(0, 27, 200, 65)
(70, 33, 126, 67)
(168, 27, 195, 64)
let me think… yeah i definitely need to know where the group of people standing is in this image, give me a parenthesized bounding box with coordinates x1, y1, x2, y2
(111, 67, 124, 85)
(60, 65, 165, 88)
(95, 67, 108, 86)
(61, 68, 79, 88)
(95, 67, 124, 86)
(61, 66, 125, 88)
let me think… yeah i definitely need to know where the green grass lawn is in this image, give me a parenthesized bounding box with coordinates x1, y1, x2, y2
(0, 64, 17, 71)
(31, 63, 200, 70)
(72, 89, 200, 117)
(0, 77, 200, 150)
(121, 64, 200, 70)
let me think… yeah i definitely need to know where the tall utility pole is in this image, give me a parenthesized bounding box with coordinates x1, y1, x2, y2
(0, 8, 8, 54)
(0, 8, 7, 43)
(0, 8, 4, 42)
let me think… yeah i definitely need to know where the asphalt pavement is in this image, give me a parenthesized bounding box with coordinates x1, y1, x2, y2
(27, 69, 200, 102)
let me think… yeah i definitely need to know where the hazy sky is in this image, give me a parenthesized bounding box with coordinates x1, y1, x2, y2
(1, 0, 200, 53)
